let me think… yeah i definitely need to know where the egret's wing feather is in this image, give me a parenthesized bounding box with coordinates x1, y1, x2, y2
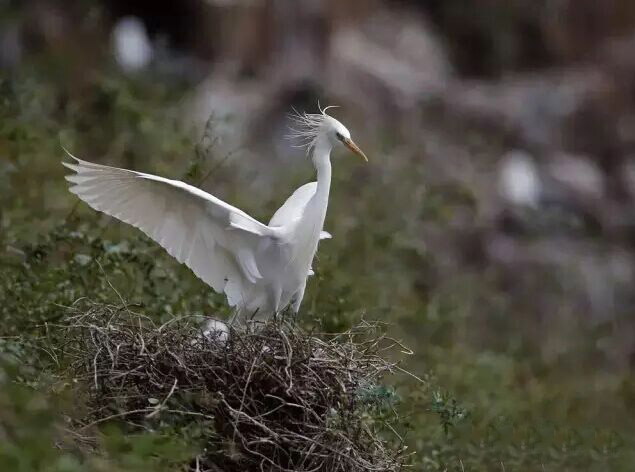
(269, 182, 317, 227)
(269, 182, 334, 244)
(63, 152, 273, 306)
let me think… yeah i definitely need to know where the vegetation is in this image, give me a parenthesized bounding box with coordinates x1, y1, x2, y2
(2, 31, 635, 472)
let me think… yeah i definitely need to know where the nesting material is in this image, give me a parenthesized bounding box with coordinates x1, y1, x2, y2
(53, 303, 411, 471)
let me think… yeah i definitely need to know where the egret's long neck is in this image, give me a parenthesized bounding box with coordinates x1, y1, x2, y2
(312, 138, 332, 216)
(289, 137, 332, 277)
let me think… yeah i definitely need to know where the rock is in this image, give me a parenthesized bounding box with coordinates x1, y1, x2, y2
(498, 150, 541, 207)
(547, 153, 604, 201)
(112, 16, 153, 72)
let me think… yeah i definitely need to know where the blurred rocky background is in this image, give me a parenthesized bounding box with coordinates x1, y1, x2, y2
(10, 0, 633, 362)
(3, 0, 635, 469)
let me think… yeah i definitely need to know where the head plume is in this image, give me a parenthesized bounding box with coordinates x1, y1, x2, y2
(287, 103, 339, 155)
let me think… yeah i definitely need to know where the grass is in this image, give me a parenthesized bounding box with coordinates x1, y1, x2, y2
(1, 38, 635, 471)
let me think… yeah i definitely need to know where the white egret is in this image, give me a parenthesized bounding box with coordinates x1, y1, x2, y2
(63, 107, 367, 323)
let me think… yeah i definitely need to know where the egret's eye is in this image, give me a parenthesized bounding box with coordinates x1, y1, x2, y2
(335, 132, 344, 141)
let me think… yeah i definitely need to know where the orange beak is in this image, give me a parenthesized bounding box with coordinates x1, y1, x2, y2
(343, 137, 368, 162)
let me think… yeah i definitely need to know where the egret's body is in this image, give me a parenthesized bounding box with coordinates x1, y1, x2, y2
(63, 109, 366, 322)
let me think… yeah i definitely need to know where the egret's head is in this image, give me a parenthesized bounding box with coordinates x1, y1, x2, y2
(288, 105, 368, 161)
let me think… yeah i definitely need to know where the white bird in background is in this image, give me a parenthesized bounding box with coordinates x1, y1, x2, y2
(63, 107, 367, 324)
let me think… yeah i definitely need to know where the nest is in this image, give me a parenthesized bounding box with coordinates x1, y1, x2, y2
(51, 303, 411, 471)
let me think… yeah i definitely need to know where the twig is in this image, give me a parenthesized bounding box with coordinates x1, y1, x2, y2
(53, 302, 412, 471)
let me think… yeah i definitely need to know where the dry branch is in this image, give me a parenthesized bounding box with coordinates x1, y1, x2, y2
(51, 302, 411, 471)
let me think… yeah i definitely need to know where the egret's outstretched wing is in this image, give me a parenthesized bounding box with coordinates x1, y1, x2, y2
(269, 182, 317, 227)
(269, 182, 332, 242)
(269, 182, 331, 279)
(63, 151, 277, 307)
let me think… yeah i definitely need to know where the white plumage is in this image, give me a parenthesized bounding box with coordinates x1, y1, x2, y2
(63, 108, 367, 322)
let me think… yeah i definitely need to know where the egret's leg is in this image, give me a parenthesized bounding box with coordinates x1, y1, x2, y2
(269, 283, 282, 319)
(291, 281, 307, 315)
